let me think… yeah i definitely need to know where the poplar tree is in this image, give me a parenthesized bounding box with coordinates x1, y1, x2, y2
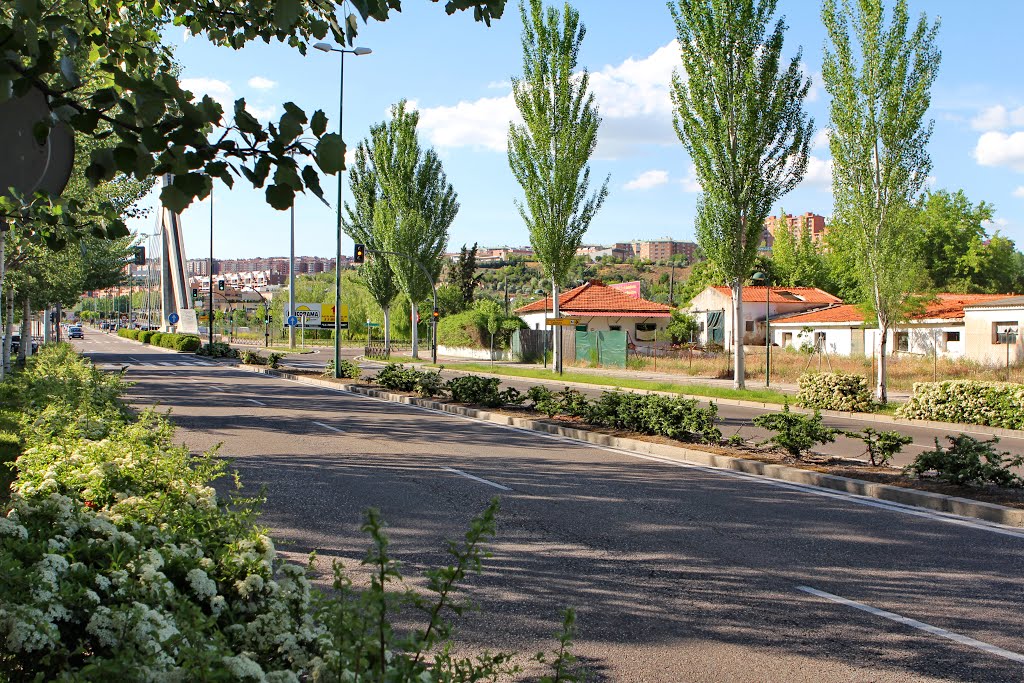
(369, 101, 458, 359)
(345, 141, 400, 352)
(822, 0, 941, 402)
(669, 0, 813, 389)
(508, 0, 609, 374)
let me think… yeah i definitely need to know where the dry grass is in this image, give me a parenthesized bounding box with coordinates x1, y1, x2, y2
(617, 347, 1024, 391)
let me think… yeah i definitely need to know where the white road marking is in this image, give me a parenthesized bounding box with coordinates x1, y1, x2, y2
(796, 585, 1024, 664)
(129, 357, 143, 363)
(244, 398, 267, 406)
(235, 371, 1024, 539)
(441, 467, 512, 491)
(312, 421, 345, 433)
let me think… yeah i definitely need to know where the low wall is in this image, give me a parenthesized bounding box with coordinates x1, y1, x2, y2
(437, 345, 513, 361)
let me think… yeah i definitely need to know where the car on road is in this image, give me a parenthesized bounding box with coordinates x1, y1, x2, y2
(68, 326, 84, 339)
(9, 335, 40, 354)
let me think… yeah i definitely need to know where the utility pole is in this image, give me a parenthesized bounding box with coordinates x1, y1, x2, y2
(208, 182, 214, 349)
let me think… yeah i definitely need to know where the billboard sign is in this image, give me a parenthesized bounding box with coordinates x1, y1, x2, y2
(610, 281, 642, 299)
(286, 303, 321, 327)
(320, 304, 349, 330)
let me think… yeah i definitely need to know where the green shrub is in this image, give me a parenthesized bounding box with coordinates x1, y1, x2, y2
(414, 369, 444, 398)
(323, 359, 362, 379)
(447, 375, 503, 407)
(266, 352, 283, 369)
(845, 427, 913, 466)
(796, 372, 874, 412)
(138, 330, 155, 344)
(557, 387, 590, 418)
(753, 403, 838, 458)
(197, 341, 238, 358)
(897, 381, 1024, 429)
(149, 332, 163, 346)
(498, 386, 527, 406)
(374, 364, 421, 392)
(117, 328, 135, 340)
(175, 335, 201, 353)
(526, 386, 560, 418)
(905, 434, 1024, 487)
(585, 391, 721, 444)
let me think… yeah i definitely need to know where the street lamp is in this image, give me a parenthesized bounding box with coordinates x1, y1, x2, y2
(752, 271, 771, 387)
(313, 41, 372, 378)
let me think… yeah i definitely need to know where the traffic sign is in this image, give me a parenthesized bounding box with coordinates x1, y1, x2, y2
(287, 315, 298, 327)
(546, 317, 577, 326)
(168, 313, 179, 325)
(366, 321, 380, 328)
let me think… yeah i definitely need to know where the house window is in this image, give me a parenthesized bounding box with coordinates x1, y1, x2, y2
(745, 320, 755, 332)
(994, 322, 1019, 344)
(609, 325, 621, 331)
(945, 331, 960, 343)
(782, 332, 793, 346)
(635, 322, 657, 342)
(896, 331, 909, 352)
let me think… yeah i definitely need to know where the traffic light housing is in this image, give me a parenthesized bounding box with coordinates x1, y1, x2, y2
(132, 246, 146, 265)
(217, 279, 225, 292)
(432, 307, 440, 322)
(354, 243, 365, 264)
(191, 287, 198, 299)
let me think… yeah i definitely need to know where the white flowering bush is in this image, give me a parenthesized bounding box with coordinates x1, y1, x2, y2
(897, 380, 1024, 429)
(1, 344, 583, 681)
(796, 372, 875, 413)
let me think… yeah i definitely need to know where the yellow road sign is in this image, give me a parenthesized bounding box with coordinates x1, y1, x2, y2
(546, 317, 578, 326)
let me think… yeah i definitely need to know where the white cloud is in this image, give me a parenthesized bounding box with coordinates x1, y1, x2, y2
(247, 105, 278, 122)
(624, 170, 669, 191)
(415, 40, 682, 159)
(247, 76, 277, 90)
(974, 131, 1024, 171)
(970, 105, 1024, 132)
(679, 164, 701, 193)
(1014, 186, 1024, 198)
(802, 155, 833, 190)
(180, 77, 233, 108)
(486, 80, 511, 90)
(811, 128, 831, 151)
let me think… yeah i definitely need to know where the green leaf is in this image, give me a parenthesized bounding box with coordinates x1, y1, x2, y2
(59, 54, 81, 88)
(274, 0, 301, 29)
(160, 184, 190, 214)
(311, 109, 328, 138)
(314, 133, 346, 174)
(265, 183, 293, 210)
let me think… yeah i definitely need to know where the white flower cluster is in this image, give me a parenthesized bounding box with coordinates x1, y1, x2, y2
(796, 372, 875, 412)
(897, 380, 1024, 428)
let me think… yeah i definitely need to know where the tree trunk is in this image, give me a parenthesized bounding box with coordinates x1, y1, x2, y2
(876, 324, 889, 403)
(0, 224, 5, 381)
(19, 297, 30, 362)
(43, 307, 51, 344)
(3, 291, 12, 374)
(410, 300, 419, 359)
(383, 306, 391, 355)
(551, 276, 561, 373)
(731, 280, 745, 389)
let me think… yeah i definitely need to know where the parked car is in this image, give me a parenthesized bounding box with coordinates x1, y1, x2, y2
(68, 326, 84, 339)
(9, 335, 40, 354)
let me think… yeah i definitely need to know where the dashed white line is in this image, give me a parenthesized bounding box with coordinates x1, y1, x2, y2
(797, 585, 1024, 664)
(244, 398, 267, 406)
(441, 467, 512, 491)
(312, 421, 345, 433)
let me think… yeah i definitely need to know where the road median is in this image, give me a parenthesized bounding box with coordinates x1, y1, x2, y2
(237, 364, 1024, 529)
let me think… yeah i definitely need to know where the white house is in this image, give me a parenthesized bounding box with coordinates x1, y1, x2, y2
(768, 293, 1019, 358)
(963, 295, 1024, 365)
(686, 286, 842, 347)
(516, 280, 671, 344)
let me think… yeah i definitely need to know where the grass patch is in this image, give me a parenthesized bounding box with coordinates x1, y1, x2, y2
(448, 363, 792, 405)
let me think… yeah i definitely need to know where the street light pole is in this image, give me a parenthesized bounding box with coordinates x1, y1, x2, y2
(289, 203, 296, 349)
(208, 182, 214, 350)
(314, 42, 372, 379)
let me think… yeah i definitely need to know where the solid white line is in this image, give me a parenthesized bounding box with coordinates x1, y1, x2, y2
(129, 356, 143, 362)
(240, 371, 1024, 539)
(442, 467, 512, 491)
(245, 398, 266, 406)
(312, 420, 345, 433)
(796, 585, 1024, 664)
(157, 361, 177, 367)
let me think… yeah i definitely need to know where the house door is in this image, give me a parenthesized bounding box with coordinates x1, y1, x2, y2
(706, 310, 725, 345)
(851, 327, 865, 356)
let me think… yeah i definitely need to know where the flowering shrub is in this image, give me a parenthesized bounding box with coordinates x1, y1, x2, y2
(897, 381, 1024, 429)
(796, 372, 875, 412)
(1, 345, 584, 680)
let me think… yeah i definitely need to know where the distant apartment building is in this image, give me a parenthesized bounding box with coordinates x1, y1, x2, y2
(195, 256, 343, 277)
(631, 239, 698, 263)
(577, 243, 635, 261)
(476, 246, 535, 264)
(764, 212, 828, 245)
(186, 258, 210, 276)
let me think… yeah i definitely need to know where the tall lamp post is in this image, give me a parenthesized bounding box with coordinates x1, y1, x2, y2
(288, 202, 296, 349)
(314, 41, 372, 378)
(752, 271, 771, 387)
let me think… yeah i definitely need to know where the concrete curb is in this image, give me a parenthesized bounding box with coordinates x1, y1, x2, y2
(371, 361, 1024, 441)
(238, 364, 1024, 529)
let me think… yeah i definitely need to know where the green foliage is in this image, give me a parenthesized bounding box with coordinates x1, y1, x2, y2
(323, 359, 362, 379)
(822, 0, 942, 402)
(768, 210, 830, 289)
(666, 309, 699, 345)
(436, 299, 524, 349)
(149, 332, 163, 346)
(196, 341, 238, 358)
(845, 428, 913, 467)
(796, 372, 875, 412)
(526, 386, 561, 418)
(240, 349, 280, 367)
(138, 330, 156, 344)
(675, 259, 725, 306)
(446, 375, 503, 407)
(448, 242, 483, 309)
(372, 364, 444, 398)
(897, 380, 1024, 429)
(116, 327, 135, 340)
(499, 386, 527, 406)
(175, 335, 201, 353)
(508, 0, 609, 287)
(905, 435, 1023, 487)
(753, 403, 838, 458)
(584, 391, 722, 444)
(557, 387, 590, 418)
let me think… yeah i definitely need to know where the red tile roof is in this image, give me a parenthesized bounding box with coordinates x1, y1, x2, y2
(772, 294, 1019, 325)
(711, 286, 843, 304)
(515, 280, 671, 317)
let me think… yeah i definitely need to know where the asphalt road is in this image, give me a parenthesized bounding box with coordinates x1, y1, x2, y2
(75, 333, 1024, 682)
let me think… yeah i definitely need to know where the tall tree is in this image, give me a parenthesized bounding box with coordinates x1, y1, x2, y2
(370, 101, 458, 359)
(448, 242, 482, 309)
(770, 211, 828, 288)
(508, 0, 609, 373)
(669, 0, 814, 389)
(344, 140, 400, 351)
(822, 0, 941, 402)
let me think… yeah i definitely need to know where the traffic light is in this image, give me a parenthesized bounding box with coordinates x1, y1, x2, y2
(432, 307, 440, 322)
(132, 246, 146, 265)
(354, 243, 365, 263)
(191, 287, 198, 299)
(217, 279, 225, 292)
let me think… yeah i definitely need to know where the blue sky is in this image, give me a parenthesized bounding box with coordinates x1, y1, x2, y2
(126, 1, 1024, 261)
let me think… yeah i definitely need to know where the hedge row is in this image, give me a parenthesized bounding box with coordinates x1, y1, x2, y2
(117, 328, 200, 352)
(0, 344, 549, 680)
(897, 380, 1024, 429)
(796, 372, 875, 413)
